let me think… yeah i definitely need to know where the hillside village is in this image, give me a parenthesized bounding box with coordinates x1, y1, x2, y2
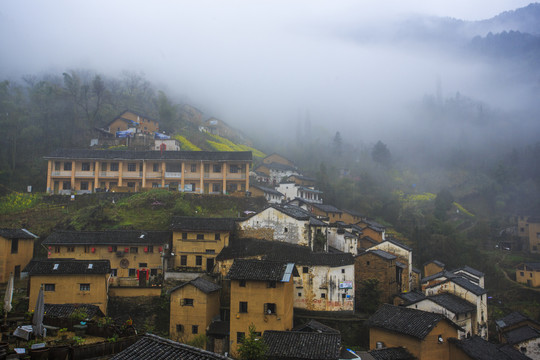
(2, 110, 540, 360)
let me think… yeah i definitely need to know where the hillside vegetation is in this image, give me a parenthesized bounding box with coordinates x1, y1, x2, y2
(0, 71, 266, 195)
(0, 189, 267, 249)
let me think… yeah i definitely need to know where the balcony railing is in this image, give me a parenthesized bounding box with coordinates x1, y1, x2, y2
(165, 172, 182, 179)
(145, 172, 162, 179)
(122, 171, 142, 179)
(203, 173, 223, 179)
(226, 173, 246, 180)
(75, 171, 95, 177)
(99, 171, 119, 177)
(183, 173, 201, 180)
(51, 171, 72, 177)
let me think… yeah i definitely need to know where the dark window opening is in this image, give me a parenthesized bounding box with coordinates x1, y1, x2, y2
(239, 301, 248, 313)
(11, 239, 18, 254)
(264, 303, 276, 315)
(80, 284, 90, 291)
(237, 332, 245, 344)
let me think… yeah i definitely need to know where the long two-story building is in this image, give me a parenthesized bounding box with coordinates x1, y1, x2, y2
(44, 149, 252, 194)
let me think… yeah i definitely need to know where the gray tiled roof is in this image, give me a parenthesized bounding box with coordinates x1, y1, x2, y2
(424, 259, 445, 268)
(309, 217, 327, 226)
(424, 274, 487, 296)
(250, 184, 284, 197)
(292, 320, 340, 334)
(368, 347, 416, 360)
(111, 333, 231, 360)
(311, 204, 342, 213)
(45, 148, 252, 161)
(522, 262, 540, 270)
(273, 205, 313, 220)
(503, 325, 540, 345)
(43, 230, 170, 246)
(289, 175, 316, 182)
(226, 259, 293, 281)
(44, 303, 104, 319)
(361, 236, 379, 245)
(396, 290, 426, 304)
(170, 217, 238, 231)
(448, 276, 487, 296)
(169, 277, 221, 295)
(217, 238, 354, 267)
(366, 304, 461, 340)
(411, 293, 476, 314)
(361, 219, 386, 232)
(359, 249, 397, 261)
(0, 228, 37, 239)
(263, 331, 341, 360)
(452, 265, 485, 278)
(447, 336, 531, 360)
(25, 259, 110, 275)
(496, 312, 532, 330)
(384, 238, 412, 251)
(421, 270, 456, 283)
(498, 344, 533, 360)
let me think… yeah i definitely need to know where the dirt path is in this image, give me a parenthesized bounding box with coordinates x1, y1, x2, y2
(495, 253, 540, 293)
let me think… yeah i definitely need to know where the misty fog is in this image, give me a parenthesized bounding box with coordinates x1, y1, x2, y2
(0, 0, 538, 154)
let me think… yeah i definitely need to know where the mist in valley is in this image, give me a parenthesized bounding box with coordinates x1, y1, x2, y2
(1, 0, 539, 215)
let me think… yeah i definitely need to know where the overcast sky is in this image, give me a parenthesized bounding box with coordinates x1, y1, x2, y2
(0, 1, 535, 139)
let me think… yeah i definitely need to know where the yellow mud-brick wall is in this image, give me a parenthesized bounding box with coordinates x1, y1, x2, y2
(516, 265, 540, 287)
(0, 237, 34, 283)
(169, 285, 220, 343)
(229, 279, 294, 356)
(29, 274, 109, 314)
(424, 262, 445, 278)
(236, 228, 274, 240)
(172, 230, 230, 271)
(48, 244, 164, 279)
(355, 253, 398, 305)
